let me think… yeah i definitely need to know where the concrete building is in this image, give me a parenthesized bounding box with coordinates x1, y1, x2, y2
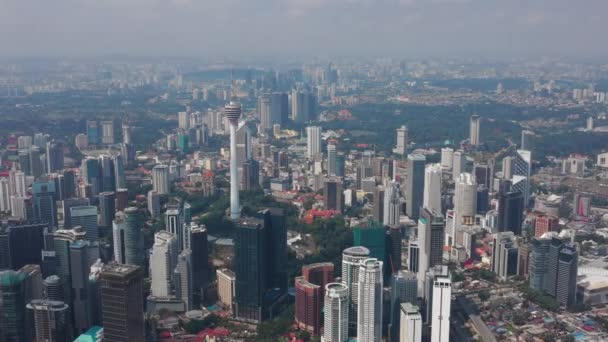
(399, 303, 422, 342)
(469, 115, 481, 146)
(357, 258, 383, 342)
(217, 268, 236, 309)
(395, 126, 408, 155)
(152, 165, 170, 195)
(406, 154, 426, 220)
(341, 246, 370, 330)
(324, 283, 349, 342)
(384, 181, 402, 227)
(306, 126, 322, 159)
(423, 164, 442, 214)
(430, 272, 452, 342)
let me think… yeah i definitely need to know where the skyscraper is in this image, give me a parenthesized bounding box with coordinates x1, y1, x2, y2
(497, 191, 524, 235)
(324, 283, 349, 342)
(327, 142, 337, 176)
(423, 164, 442, 214)
(373, 185, 385, 223)
(341, 246, 370, 331)
(27, 299, 72, 342)
(490, 232, 519, 281)
(70, 206, 99, 241)
(357, 258, 383, 342)
(295, 263, 335, 336)
(241, 159, 260, 191)
(225, 101, 242, 220)
(417, 208, 444, 296)
(430, 272, 451, 342)
(556, 244, 578, 307)
(113, 154, 125, 190)
(469, 114, 481, 146)
(521, 130, 535, 151)
(395, 125, 408, 155)
(82, 157, 101, 196)
(152, 164, 170, 195)
(99, 191, 116, 231)
(99, 155, 115, 193)
(440, 148, 454, 170)
(100, 264, 144, 342)
(449, 172, 478, 246)
(389, 271, 417, 342)
(353, 221, 386, 262)
(529, 236, 551, 290)
(70, 240, 100, 334)
(190, 226, 208, 307)
(399, 303, 422, 342)
(324, 176, 343, 212)
(112, 207, 144, 266)
(291, 90, 316, 122)
(512, 149, 532, 206)
(46, 140, 65, 173)
(384, 181, 402, 227)
(29, 146, 43, 179)
(149, 231, 178, 297)
(33, 181, 57, 228)
(147, 190, 160, 218)
(0, 270, 27, 341)
(174, 249, 193, 311)
(406, 154, 426, 220)
(306, 126, 322, 159)
(165, 205, 185, 251)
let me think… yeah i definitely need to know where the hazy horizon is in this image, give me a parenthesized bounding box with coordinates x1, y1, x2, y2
(2, 0, 607, 60)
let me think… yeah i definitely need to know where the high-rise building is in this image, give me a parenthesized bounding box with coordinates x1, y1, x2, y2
(295, 263, 334, 336)
(389, 271, 417, 342)
(174, 249, 193, 311)
(0, 270, 28, 341)
(17, 135, 33, 149)
(99, 191, 116, 230)
(115, 188, 128, 211)
(306, 126, 322, 159)
(113, 155, 125, 190)
(100, 264, 144, 342)
(388, 226, 402, 274)
(324, 176, 343, 212)
(430, 270, 451, 342)
(165, 205, 185, 251)
(417, 208, 444, 296)
(423, 164, 442, 214)
(152, 165, 170, 195)
(534, 215, 559, 238)
(258, 93, 274, 132)
(241, 159, 260, 191)
(149, 231, 178, 297)
(373, 185, 385, 223)
(512, 149, 532, 206)
(18, 150, 31, 176)
(341, 246, 370, 331)
(112, 208, 144, 266)
(33, 181, 57, 228)
(100, 120, 115, 145)
(491, 232, 519, 281)
(46, 140, 65, 173)
(43, 275, 65, 302)
(395, 126, 408, 155)
(190, 226, 208, 307)
(327, 142, 337, 176)
(324, 283, 349, 342)
(556, 245, 578, 307)
(291, 90, 316, 122)
(217, 268, 236, 309)
(29, 146, 43, 179)
(449, 172, 478, 246)
(27, 299, 72, 342)
(408, 239, 419, 273)
(225, 101, 242, 220)
(71, 206, 99, 241)
(147, 190, 160, 218)
(0, 178, 10, 213)
(82, 157, 101, 196)
(357, 258, 383, 342)
(502, 156, 513, 179)
(497, 191, 524, 235)
(521, 130, 535, 151)
(70, 240, 100, 334)
(99, 155, 116, 193)
(399, 303, 422, 342)
(1, 222, 46, 270)
(529, 237, 551, 290)
(440, 148, 454, 170)
(469, 114, 481, 146)
(353, 221, 386, 262)
(406, 154, 426, 220)
(384, 181, 401, 227)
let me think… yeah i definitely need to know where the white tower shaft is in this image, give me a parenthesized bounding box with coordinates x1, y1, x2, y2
(230, 123, 240, 220)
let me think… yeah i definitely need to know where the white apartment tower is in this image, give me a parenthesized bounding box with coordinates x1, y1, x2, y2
(324, 283, 349, 342)
(306, 126, 322, 159)
(400, 303, 422, 342)
(357, 258, 383, 342)
(395, 125, 408, 155)
(470, 115, 481, 146)
(152, 165, 170, 195)
(423, 164, 442, 214)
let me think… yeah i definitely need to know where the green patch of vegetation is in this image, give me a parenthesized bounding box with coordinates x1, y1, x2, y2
(519, 285, 561, 312)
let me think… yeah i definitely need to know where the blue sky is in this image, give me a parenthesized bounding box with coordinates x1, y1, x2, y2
(1, 0, 605, 59)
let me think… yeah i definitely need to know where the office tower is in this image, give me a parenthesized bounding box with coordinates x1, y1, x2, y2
(71, 206, 98, 241)
(152, 165, 170, 195)
(353, 221, 386, 262)
(430, 271, 451, 342)
(53, 227, 86, 304)
(473, 163, 492, 190)
(62, 170, 76, 199)
(216, 268, 236, 309)
(26, 299, 72, 342)
(0, 270, 28, 341)
(383, 181, 401, 227)
(395, 125, 408, 155)
(29, 146, 43, 179)
(400, 303, 422, 342)
(70, 240, 100, 334)
(324, 283, 349, 342)
(0, 178, 9, 213)
(324, 176, 343, 212)
(18, 150, 31, 175)
(98, 191, 116, 230)
(341, 246, 370, 330)
(100, 264, 144, 342)
(502, 156, 513, 179)
(542, 237, 563, 297)
(497, 191, 524, 235)
(258, 93, 273, 132)
(306, 126, 322, 159)
(408, 239, 419, 273)
(177, 133, 189, 154)
(115, 188, 128, 211)
(122, 122, 131, 144)
(327, 142, 337, 176)
(357, 258, 383, 342)
(453, 172, 477, 227)
(529, 237, 551, 290)
(260, 208, 288, 291)
(417, 208, 444, 296)
(373, 185, 385, 223)
(295, 263, 334, 336)
(556, 245, 578, 306)
(423, 164, 442, 214)
(469, 114, 481, 146)
(149, 231, 178, 297)
(113, 155, 125, 189)
(75, 133, 88, 150)
(1, 222, 46, 270)
(33, 181, 57, 228)
(440, 148, 453, 170)
(147, 190, 160, 218)
(225, 101, 242, 220)
(191, 226, 208, 306)
(389, 271, 417, 342)
(234, 216, 267, 322)
(406, 154, 425, 220)
(33, 133, 49, 149)
(291, 90, 316, 122)
(387, 225, 403, 275)
(43, 275, 65, 302)
(18, 135, 33, 149)
(82, 157, 101, 195)
(241, 159, 260, 191)
(100, 121, 115, 144)
(13, 171, 27, 198)
(513, 149, 532, 206)
(46, 140, 64, 173)
(490, 232, 519, 281)
(174, 249, 193, 310)
(61, 197, 89, 229)
(113, 208, 144, 266)
(99, 155, 115, 192)
(165, 205, 184, 251)
(178, 111, 189, 130)
(521, 130, 535, 150)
